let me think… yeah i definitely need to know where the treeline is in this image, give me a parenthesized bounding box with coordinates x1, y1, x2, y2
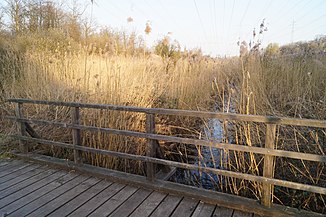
(0, 0, 146, 56)
(0, 0, 192, 60)
(264, 36, 326, 57)
(1, 0, 84, 39)
(1, 1, 325, 60)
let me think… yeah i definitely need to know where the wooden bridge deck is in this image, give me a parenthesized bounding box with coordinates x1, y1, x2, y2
(0, 158, 254, 217)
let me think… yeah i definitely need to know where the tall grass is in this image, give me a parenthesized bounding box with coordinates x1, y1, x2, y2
(209, 52, 326, 212)
(0, 36, 221, 173)
(0, 33, 325, 213)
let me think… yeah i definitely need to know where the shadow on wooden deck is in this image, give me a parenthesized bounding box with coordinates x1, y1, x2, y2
(0, 158, 254, 217)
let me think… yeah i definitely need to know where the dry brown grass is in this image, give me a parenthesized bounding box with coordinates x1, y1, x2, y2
(0, 42, 221, 174)
(208, 53, 326, 212)
(0, 35, 325, 213)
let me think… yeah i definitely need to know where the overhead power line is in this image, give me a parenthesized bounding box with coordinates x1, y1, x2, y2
(227, 0, 235, 42)
(239, 0, 251, 27)
(193, 0, 208, 40)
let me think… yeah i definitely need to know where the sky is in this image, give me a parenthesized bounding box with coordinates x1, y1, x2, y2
(1, 0, 322, 57)
(84, 0, 326, 57)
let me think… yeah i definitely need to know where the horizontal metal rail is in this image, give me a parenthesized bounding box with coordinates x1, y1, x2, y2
(7, 98, 326, 128)
(12, 135, 326, 195)
(7, 116, 326, 163)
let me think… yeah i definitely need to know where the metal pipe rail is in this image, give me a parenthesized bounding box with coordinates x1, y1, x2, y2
(6, 98, 326, 210)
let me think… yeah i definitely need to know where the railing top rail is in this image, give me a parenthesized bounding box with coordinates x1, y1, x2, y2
(7, 98, 326, 128)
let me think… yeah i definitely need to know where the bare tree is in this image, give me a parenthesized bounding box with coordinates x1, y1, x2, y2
(0, 7, 5, 30)
(5, 0, 26, 34)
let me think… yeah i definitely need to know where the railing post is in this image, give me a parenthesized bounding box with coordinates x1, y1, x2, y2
(262, 123, 277, 207)
(146, 113, 156, 181)
(15, 102, 28, 153)
(72, 107, 82, 164)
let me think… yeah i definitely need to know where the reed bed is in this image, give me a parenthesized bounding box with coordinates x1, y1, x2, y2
(0, 34, 325, 213)
(193, 52, 326, 213)
(0, 39, 220, 172)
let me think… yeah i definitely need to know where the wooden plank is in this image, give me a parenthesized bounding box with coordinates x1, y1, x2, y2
(9, 174, 88, 217)
(0, 160, 11, 167)
(156, 167, 176, 181)
(191, 201, 216, 217)
(18, 153, 325, 217)
(146, 113, 155, 181)
(170, 197, 199, 217)
(129, 191, 167, 217)
(108, 188, 152, 216)
(0, 161, 31, 179)
(24, 122, 40, 138)
(47, 179, 110, 216)
(0, 170, 66, 209)
(15, 102, 28, 153)
(0, 172, 79, 215)
(88, 185, 138, 217)
(0, 159, 24, 168)
(72, 106, 82, 164)
(12, 141, 326, 196)
(154, 139, 173, 176)
(0, 211, 8, 217)
(68, 182, 125, 217)
(212, 206, 234, 217)
(8, 98, 326, 128)
(25, 177, 100, 217)
(232, 210, 253, 217)
(10, 120, 326, 163)
(0, 166, 55, 199)
(0, 164, 42, 189)
(262, 124, 276, 207)
(150, 194, 182, 217)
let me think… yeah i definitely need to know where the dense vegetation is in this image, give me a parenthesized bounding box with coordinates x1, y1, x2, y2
(0, 0, 325, 213)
